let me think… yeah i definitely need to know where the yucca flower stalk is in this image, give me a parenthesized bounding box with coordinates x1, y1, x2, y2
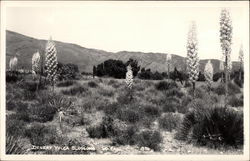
(31, 51, 40, 79)
(238, 45, 244, 82)
(45, 37, 58, 91)
(166, 54, 172, 79)
(220, 9, 232, 107)
(187, 21, 199, 97)
(204, 60, 213, 92)
(9, 56, 18, 72)
(125, 64, 133, 100)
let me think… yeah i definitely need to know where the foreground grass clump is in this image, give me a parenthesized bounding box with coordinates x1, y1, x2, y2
(176, 100, 243, 148)
(6, 133, 26, 154)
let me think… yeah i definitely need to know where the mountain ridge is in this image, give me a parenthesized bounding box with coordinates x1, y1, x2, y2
(6, 30, 240, 73)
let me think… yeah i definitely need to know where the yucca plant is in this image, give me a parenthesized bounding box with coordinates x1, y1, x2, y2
(6, 133, 26, 154)
(45, 37, 58, 91)
(9, 56, 18, 72)
(219, 56, 225, 82)
(238, 44, 244, 83)
(220, 8, 233, 107)
(31, 51, 40, 79)
(204, 60, 213, 92)
(125, 64, 134, 100)
(187, 21, 199, 97)
(166, 54, 172, 79)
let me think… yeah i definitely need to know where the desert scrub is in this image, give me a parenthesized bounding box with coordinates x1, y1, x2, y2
(176, 105, 243, 148)
(61, 85, 89, 96)
(112, 126, 138, 146)
(213, 82, 241, 96)
(228, 95, 243, 107)
(142, 104, 162, 118)
(56, 80, 75, 87)
(6, 133, 26, 154)
(162, 97, 181, 113)
(158, 113, 182, 132)
(135, 130, 163, 151)
(164, 88, 184, 98)
(6, 115, 26, 137)
(116, 108, 142, 123)
(99, 88, 114, 97)
(88, 81, 98, 88)
(155, 81, 178, 91)
(25, 123, 61, 146)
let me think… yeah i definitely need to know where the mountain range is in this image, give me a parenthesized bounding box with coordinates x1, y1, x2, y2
(6, 30, 240, 73)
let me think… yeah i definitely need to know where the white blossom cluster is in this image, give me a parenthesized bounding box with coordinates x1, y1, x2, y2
(204, 60, 213, 86)
(187, 22, 199, 83)
(32, 51, 40, 76)
(45, 37, 58, 83)
(125, 65, 133, 89)
(238, 45, 244, 69)
(9, 56, 18, 71)
(220, 9, 232, 70)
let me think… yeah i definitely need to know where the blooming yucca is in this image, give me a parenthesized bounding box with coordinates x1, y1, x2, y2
(187, 21, 199, 95)
(9, 56, 18, 71)
(45, 37, 58, 86)
(125, 64, 133, 90)
(166, 54, 172, 79)
(238, 45, 244, 69)
(32, 51, 40, 77)
(220, 9, 232, 106)
(204, 60, 213, 87)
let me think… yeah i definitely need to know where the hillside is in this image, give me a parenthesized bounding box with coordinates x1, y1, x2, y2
(6, 30, 240, 73)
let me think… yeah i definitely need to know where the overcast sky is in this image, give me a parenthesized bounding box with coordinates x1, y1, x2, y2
(5, 1, 249, 61)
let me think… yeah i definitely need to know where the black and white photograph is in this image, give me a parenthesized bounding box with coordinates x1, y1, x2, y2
(0, 1, 249, 160)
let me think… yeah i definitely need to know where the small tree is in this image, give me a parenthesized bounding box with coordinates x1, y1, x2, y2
(204, 60, 214, 93)
(187, 21, 199, 97)
(45, 37, 58, 91)
(220, 9, 232, 107)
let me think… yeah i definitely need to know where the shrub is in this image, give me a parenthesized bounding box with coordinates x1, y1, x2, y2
(116, 108, 142, 123)
(6, 71, 23, 83)
(88, 81, 98, 88)
(103, 103, 119, 116)
(155, 81, 178, 91)
(25, 123, 59, 146)
(159, 113, 182, 132)
(162, 97, 180, 113)
(135, 130, 163, 151)
(61, 85, 88, 96)
(86, 116, 116, 138)
(213, 82, 241, 96)
(176, 106, 243, 148)
(99, 88, 114, 97)
(30, 104, 57, 123)
(142, 105, 162, 118)
(165, 88, 184, 98)
(178, 95, 192, 114)
(117, 89, 135, 105)
(6, 116, 26, 137)
(228, 95, 243, 107)
(112, 126, 138, 145)
(56, 80, 75, 87)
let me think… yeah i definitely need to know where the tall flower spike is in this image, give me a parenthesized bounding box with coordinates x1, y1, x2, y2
(45, 37, 58, 84)
(125, 64, 133, 89)
(204, 60, 213, 87)
(238, 44, 244, 69)
(187, 21, 199, 83)
(9, 56, 18, 71)
(32, 51, 40, 76)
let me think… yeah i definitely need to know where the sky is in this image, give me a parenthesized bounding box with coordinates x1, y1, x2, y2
(5, 1, 249, 61)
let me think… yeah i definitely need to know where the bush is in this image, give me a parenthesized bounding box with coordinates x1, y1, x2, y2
(165, 88, 184, 98)
(116, 108, 142, 123)
(25, 123, 59, 146)
(142, 105, 162, 118)
(61, 85, 88, 96)
(135, 130, 163, 151)
(155, 81, 178, 91)
(6, 116, 26, 137)
(88, 81, 98, 88)
(112, 126, 138, 145)
(228, 95, 243, 107)
(159, 113, 182, 132)
(178, 96, 192, 114)
(86, 116, 116, 138)
(213, 82, 241, 96)
(162, 97, 180, 113)
(176, 106, 243, 148)
(99, 88, 114, 97)
(30, 103, 57, 123)
(56, 80, 75, 87)
(6, 71, 23, 83)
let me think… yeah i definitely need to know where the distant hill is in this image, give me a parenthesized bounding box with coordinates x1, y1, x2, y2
(6, 30, 240, 73)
